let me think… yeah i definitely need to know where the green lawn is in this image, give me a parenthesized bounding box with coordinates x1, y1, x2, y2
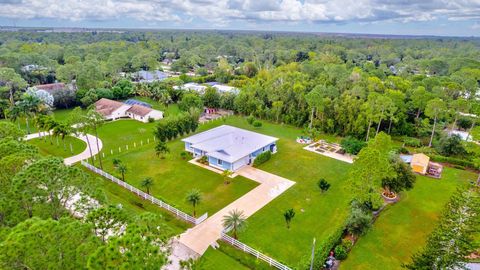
(341, 168, 476, 270)
(28, 135, 86, 158)
(198, 247, 251, 270)
(130, 97, 182, 117)
(97, 119, 258, 216)
(198, 117, 352, 267)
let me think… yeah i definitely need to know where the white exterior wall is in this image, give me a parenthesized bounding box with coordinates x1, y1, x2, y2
(108, 104, 131, 120)
(232, 156, 250, 171)
(146, 110, 164, 121)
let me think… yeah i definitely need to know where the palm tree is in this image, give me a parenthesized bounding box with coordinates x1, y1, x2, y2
(86, 108, 105, 169)
(141, 177, 154, 194)
(222, 209, 246, 239)
(155, 140, 170, 159)
(222, 170, 233, 184)
(112, 158, 122, 168)
(45, 116, 58, 145)
(186, 189, 202, 217)
(117, 164, 127, 182)
(53, 122, 71, 151)
(283, 208, 296, 229)
(7, 104, 22, 130)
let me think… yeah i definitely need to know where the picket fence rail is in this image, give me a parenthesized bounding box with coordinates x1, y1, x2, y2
(81, 161, 207, 225)
(221, 232, 292, 270)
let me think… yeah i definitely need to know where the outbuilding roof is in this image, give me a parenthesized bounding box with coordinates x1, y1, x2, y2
(411, 153, 430, 166)
(94, 98, 125, 116)
(126, 104, 152, 117)
(182, 125, 278, 163)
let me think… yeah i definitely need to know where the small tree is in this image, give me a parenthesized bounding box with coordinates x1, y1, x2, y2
(341, 136, 366, 155)
(382, 158, 416, 194)
(117, 164, 127, 182)
(252, 120, 262, 128)
(283, 208, 295, 229)
(222, 170, 233, 184)
(180, 151, 188, 160)
(155, 140, 170, 159)
(222, 209, 247, 239)
(317, 179, 331, 193)
(141, 177, 154, 194)
(186, 189, 202, 217)
(345, 205, 372, 237)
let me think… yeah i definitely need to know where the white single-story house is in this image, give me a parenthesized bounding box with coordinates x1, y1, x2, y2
(182, 125, 278, 171)
(94, 98, 163, 122)
(173, 82, 239, 95)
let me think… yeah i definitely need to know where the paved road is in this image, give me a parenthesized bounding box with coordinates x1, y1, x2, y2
(24, 131, 103, 165)
(176, 166, 295, 256)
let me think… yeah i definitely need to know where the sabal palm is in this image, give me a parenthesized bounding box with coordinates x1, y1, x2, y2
(117, 164, 127, 181)
(53, 122, 71, 150)
(222, 209, 246, 239)
(141, 177, 154, 194)
(283, 208, 295, 229)
(186, 189, 202, 217)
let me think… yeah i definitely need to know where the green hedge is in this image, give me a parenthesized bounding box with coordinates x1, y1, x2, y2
(430, 155, 477, 170)
(297, 226, 344, 269)
(253, 151, 271, 166)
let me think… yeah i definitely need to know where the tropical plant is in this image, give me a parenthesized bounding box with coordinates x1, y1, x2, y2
(140, 177, 154, 194)
(155, 140, 170, 158)
(222, 209, 246, 239)
(317, 179, 331, 193)
(283, 208, 295, 229)
(112, 158, 122, 168)
(186, 189, 202, 217)
(222, 170, 233, 184)
(116, 164, 127, 182)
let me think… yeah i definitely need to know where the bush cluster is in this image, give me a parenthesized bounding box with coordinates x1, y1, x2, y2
(430, 155, 476, 170)
(154, 113, 198, 142)
(403, 137, 422, 147)
(253, 151, 271, 166)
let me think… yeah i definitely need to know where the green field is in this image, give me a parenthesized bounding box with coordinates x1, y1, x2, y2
(97, 119, 258, 216)
(341, 168, 476, 270)
(27, 135, 86, 158)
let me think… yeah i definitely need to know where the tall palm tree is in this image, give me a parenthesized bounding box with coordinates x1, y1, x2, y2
(45, 117, 58, 145)
(53, 122, 71, 151)
(186, 189, 202, 217)
(19, 94, 41, 134)
(117, 164, 127, 182)
(86, 108, 105, 169)
(7, 105, 22, 130)
(283, 208, 296, 229)
(141, 177, 154, 194)
(222, 209, 247, 239)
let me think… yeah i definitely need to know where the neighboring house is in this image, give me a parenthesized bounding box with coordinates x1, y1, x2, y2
(182, 125, 278, 171)
(126, 104, 163, 123)
(21, 64, 46, 72)
(173, 82, 239, 94)
(136, 70, 168, 83)
(95, 98, 131, 120)
(94, 98, 163, 122)
(33, 83, 71, 95)
(173, 82, 207, 93)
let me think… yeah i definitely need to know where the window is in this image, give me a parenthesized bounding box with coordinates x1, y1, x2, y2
(218, 159, 223, 165)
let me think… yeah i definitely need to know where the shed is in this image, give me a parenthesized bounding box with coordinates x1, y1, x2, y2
(411, 153, 430, 175)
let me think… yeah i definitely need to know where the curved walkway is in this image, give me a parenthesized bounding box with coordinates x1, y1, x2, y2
(24, 131, 103, 166)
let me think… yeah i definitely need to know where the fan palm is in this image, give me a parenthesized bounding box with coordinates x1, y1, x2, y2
(222, 209, 246, 239)
(186, 189, 202, 217)
(141, 177, 154, 194)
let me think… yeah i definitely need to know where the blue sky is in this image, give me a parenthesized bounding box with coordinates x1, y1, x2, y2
(0, 0, 479, 36)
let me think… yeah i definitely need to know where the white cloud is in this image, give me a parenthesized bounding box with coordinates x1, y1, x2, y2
(0, 0, 479, 26)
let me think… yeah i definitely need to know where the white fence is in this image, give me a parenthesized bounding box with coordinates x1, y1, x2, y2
(81, 161, 207, 225)
(220, 232, 292, 270)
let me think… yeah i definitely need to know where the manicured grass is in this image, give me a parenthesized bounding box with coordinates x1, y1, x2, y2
(206, 117, 353, 267)
(130, 97, 182, 117)
(96, 119, 158, 153)
(28, 135, 86, 158)
(98, 119, 258, 216)
(199, 247, 251, 270)
(341, 168, 476, 270)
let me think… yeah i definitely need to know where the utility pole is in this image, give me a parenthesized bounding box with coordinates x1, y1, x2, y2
(310, 237, 316, 270)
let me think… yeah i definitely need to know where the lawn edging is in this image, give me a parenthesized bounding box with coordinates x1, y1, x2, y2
(81, 160, 208, 225)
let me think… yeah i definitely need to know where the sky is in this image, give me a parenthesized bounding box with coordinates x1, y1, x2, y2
(0, 0, 479, 37)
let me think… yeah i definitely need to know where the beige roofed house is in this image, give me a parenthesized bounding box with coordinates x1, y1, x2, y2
(126, 104, 163, 123)
(411, 153, 430, 175)
(94, 98, 130, 120)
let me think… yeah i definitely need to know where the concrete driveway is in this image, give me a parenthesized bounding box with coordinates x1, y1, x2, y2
(176, 166, 295, 256)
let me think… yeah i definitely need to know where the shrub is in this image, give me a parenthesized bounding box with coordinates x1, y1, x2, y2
(403, 137, 422, 148)
(346, 204, 373, 236)
(341, 136, 366, 155)
(198, 156, 208, 165)
(341, 238, 354, 251)
(435, 134, 466, 157)
(148, 117, 155, 123)
(297, 226, 344, 269)
(180, 151, 188, 160)
(398, 146, 410, 154)
(252, 120, 262, 128)
(334, 245, 348, 260)
(253, 151, 271, 166)
(317, 179, 331, 193)
(246, 115, 255, 125)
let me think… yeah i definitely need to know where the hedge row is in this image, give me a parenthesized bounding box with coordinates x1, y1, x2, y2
(430, 155, 477, 170)
(297, 226, 344, 269)
(253, 151, 271, 166)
